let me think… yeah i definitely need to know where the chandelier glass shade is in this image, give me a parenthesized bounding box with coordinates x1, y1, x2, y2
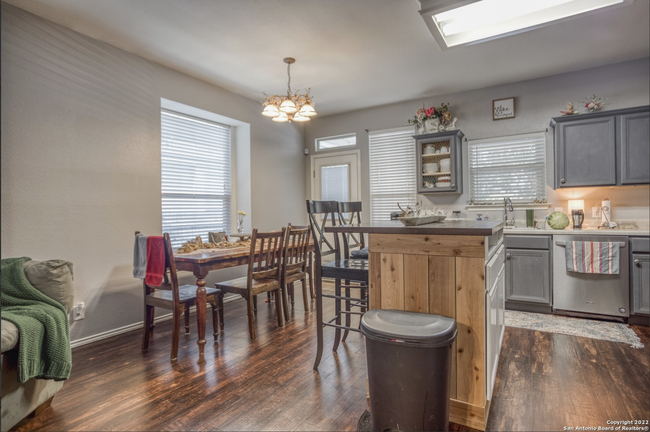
(262, 58, 317, 123)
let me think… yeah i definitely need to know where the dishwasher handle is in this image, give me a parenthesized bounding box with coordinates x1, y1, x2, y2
(555, 240, 626, 248)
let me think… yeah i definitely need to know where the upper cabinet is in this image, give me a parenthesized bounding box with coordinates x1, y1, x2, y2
(550, 106, 649, 189)
(415, 129, 463, 194)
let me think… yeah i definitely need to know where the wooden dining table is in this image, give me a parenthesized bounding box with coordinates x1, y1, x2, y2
(174, 240, 314, 361)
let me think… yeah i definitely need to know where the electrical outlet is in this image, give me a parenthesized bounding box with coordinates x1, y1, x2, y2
(73, 302, 85, 321)
(592, 206, 601, 218)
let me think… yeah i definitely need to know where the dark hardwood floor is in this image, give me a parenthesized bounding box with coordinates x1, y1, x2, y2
(14, 284, 649, 431)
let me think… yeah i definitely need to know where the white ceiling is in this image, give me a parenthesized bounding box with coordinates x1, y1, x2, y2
(5, 0, 649, 117)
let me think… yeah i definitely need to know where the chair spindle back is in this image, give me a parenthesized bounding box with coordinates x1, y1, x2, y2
(284, 225, 311, 274)
(337, 202, 365, 258)
(306, 200, 340, 262)
(248, 228, 286, 283)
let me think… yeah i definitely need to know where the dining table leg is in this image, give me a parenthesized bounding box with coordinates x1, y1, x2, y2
(195, 273, 207, 362)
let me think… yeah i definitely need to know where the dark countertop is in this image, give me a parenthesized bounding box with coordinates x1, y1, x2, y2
(325, 220, 505, 236)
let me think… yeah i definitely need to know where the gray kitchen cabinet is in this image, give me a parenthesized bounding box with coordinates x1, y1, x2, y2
(620, 111, 650, 185)
(505, 235, 552, 314)
(550, 105, 650, 189)
(631, 253, 649, 316)
(415, 129, 463, 194)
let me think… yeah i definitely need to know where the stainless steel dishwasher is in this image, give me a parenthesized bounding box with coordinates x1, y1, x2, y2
(553, 234, 629, 319)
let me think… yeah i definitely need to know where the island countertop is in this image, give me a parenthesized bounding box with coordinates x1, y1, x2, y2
(324, 220, 505, 236)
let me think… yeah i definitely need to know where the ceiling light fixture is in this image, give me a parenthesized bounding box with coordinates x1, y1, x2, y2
(262, 58, 317, 123)
(418, 0, 632, 50)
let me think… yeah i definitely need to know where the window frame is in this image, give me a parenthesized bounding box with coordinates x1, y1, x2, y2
(315, 133, 357, 153)
(161, 108, 234, 248)
(467, 132, 547, 204)
(368, 126, 417, 224)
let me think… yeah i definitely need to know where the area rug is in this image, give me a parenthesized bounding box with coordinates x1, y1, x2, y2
(505, 310, 644, 348)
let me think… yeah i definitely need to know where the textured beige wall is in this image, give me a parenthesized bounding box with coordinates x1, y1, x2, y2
(1, 3, 307, 342)
(305, 58, 650, 224)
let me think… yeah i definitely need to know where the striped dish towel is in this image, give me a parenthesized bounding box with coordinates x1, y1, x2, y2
(565, 241, 619, 274)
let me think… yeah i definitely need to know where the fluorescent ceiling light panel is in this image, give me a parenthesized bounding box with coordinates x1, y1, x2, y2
(420, 0, 632, 49)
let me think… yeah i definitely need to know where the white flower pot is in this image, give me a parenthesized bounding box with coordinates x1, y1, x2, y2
(425, 118, 439, 133)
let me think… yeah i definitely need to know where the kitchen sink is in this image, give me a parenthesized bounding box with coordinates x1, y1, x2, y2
(503, 226, 538, 230)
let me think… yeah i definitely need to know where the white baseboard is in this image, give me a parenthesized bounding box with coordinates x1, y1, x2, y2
(70, 296, 240, 349)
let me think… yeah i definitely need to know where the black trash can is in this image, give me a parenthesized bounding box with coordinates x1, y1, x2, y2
(361, 309, 457, 432)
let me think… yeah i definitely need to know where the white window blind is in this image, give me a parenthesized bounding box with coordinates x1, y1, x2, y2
(321, 165, 350, 202)
(468, 132, 546, 204)
(369, 127, 417, 223)
(161, 109, 232, 248)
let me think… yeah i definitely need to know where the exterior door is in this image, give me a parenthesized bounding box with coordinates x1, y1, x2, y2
(311, 150, 360, 202)
(310, 151, 360, 261)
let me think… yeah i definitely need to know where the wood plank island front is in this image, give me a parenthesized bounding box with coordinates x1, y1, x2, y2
(327, 220, 506, 431)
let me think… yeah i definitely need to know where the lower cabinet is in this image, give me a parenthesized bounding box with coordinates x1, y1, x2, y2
(505, 235, 552, 314)
(631, 253, 649, 316)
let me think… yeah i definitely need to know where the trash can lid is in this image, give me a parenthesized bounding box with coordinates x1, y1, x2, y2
(361, 309, 457, 347)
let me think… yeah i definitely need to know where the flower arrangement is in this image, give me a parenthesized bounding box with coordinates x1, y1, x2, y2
(407, 105, 436, 129)
(407, 103, 457, 133)
(583, 94, 605, 112)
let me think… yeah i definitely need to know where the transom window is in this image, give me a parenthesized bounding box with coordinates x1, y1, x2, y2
(316, 133, 356, 151)
(468, 132, 546, 203)
(161, 109, 232, 248)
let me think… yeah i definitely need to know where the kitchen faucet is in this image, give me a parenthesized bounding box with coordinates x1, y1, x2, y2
(503, 197, 515, 226)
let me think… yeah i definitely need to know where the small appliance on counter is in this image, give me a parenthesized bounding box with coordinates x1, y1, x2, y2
(571, 209, 584, 229)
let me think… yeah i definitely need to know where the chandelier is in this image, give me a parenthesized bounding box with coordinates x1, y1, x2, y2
(262, 58, 317, 123)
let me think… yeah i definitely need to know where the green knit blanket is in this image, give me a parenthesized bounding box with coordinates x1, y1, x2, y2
(1, 257, 72, 383)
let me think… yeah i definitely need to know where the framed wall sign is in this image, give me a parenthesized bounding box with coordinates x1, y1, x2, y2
(493, 97, 515, 120)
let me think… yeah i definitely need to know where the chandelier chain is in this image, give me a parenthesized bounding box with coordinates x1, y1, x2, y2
(286, 63, 291, 95)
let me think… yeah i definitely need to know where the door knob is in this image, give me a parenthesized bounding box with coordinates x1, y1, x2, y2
(560, 178, 566, 184)
(506, 253, 511, 259)
(635, 259, 641, 265)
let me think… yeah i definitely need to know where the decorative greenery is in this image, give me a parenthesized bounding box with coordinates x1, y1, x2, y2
(583, 94, 605, 112)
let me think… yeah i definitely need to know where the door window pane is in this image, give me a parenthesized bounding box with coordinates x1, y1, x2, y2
(321, 164, 349, 202)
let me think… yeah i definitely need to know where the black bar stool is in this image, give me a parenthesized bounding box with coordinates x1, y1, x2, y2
(306, 200, 369, 370)
(337, 201, 369, 343)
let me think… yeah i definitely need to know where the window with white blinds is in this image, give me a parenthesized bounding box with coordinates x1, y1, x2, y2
(468, 132, 546, 204)
(161, 109, 232, 248)
(369, 127, 417, 223)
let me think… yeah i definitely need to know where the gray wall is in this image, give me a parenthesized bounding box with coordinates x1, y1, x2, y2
(305, 58, 650, 225)
(1, 3, 307, 342)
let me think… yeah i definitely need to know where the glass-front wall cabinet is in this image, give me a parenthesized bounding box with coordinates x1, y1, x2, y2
(415, 130, 464, 194)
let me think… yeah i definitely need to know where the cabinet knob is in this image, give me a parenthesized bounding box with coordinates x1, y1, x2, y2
(450, 184, 455, 188)
(635, 259, 641, 265)
(560, 178, 566, 184)
(506, 253, 511, 259)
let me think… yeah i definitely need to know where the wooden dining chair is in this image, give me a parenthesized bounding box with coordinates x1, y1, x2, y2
(139, 232, 220, 361)
(306, 200, 369, 370)
(281, 224, 312, 319)
(215, 228, 286, 341)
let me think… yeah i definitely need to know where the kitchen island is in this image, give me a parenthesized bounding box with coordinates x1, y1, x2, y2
(327, 220, 506, 431)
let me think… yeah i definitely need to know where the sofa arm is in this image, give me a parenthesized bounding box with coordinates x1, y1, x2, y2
(22, 260, 74, 314)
